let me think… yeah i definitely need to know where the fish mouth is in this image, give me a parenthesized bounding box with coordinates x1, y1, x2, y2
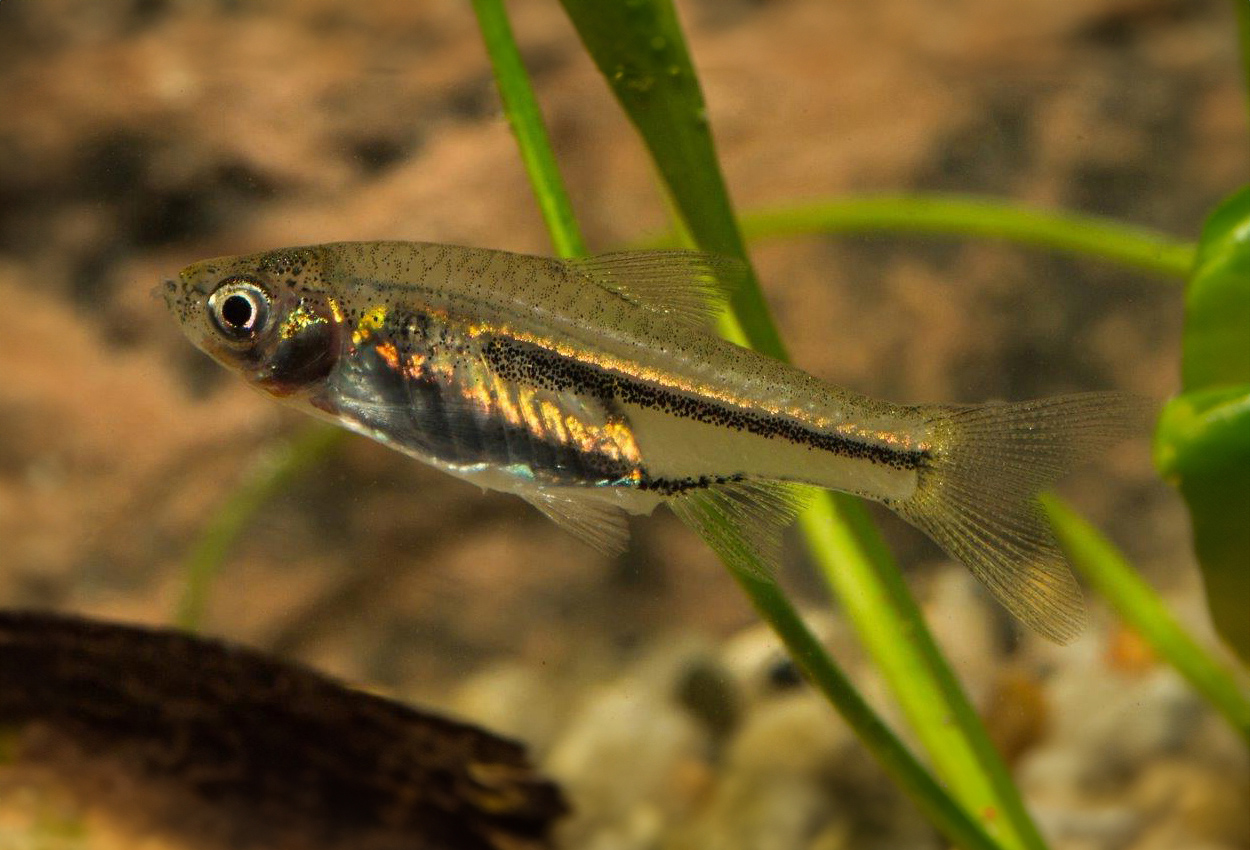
(151, 278, 179, 306)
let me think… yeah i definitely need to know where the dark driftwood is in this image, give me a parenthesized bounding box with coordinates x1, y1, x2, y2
(0, 610, 566, 850)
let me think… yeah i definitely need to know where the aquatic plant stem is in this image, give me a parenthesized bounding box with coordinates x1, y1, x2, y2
(720, 311, 1042, 849)
(176, 424, 343, 631)
(1043, 495, 1250, 745)
(799, 497, 1049, 850)
(558, 2, 1049, 847)
(638, 195, 1196, 280)
(733, 573, 1004, 850)
(476, 5, 1011, 850)
(722, 313, 1076, 849)
(471, 0, 586, 258)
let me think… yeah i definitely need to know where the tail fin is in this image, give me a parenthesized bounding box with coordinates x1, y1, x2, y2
(897, 392, 1149, 643)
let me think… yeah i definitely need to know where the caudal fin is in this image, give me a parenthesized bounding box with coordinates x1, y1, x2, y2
(897, 392, 1149, 643)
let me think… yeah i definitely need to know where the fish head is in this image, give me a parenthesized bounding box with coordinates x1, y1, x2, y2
(163, 246, 345, 396)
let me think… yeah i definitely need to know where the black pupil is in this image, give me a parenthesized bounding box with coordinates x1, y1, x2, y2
(221, 293, 254, 329)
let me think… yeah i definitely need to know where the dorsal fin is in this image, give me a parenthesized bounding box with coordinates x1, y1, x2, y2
(565, 250, 743, 329)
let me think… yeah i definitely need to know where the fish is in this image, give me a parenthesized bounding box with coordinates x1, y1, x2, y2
(163, 241, 1143, 643)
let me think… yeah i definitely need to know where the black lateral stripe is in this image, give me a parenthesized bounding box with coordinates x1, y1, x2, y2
(483, 337, 927, 472)
(637, 472, 744, 496)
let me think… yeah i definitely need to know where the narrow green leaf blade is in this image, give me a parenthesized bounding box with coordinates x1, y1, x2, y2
(556, 0, 786, 359)
(1044, 494, 1250, 742)
(471, 0, 586, 258)
(633, 195, 1197, 280)
(558, 3, 1043, 848)
(479, 6, 1007, 849)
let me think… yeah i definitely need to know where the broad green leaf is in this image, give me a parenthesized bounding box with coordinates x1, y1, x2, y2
(1156, 387, 1250, 662)
(1182, 186, 1250, 390)
(1157, 185, 1250, 662)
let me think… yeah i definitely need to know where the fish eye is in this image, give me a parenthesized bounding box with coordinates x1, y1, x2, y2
(207, 278, 271, 343)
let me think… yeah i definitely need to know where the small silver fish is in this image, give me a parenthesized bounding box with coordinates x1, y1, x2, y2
(164, 241, 1141, 642)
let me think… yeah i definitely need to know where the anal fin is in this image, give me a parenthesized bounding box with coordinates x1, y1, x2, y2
(522, 490, 631, 557)
(668, 480, 812, 580)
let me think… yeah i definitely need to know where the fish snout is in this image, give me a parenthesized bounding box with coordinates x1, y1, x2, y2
(152, 278, 177, 299)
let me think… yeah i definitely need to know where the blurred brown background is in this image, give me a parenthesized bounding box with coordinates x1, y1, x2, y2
(0, 1, 1246, 848)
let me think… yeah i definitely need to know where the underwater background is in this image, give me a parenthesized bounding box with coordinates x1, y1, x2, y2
(0, 1, 1246, 848)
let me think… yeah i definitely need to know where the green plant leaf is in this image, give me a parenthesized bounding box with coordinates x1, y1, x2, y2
(471, 0, 586, 257)
(477, 4, 1012, 848)
(1155, 387, 1250, 663)
(1044, 493, 1250, 743)
(556, 0, 786, 359)
(175, 424, 343, 631)
(634, 194, 1196, 279)
(1155, 185, 1250, 663)
(558, 3, 1044, 849)
(1182, 186, 1250, 391)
